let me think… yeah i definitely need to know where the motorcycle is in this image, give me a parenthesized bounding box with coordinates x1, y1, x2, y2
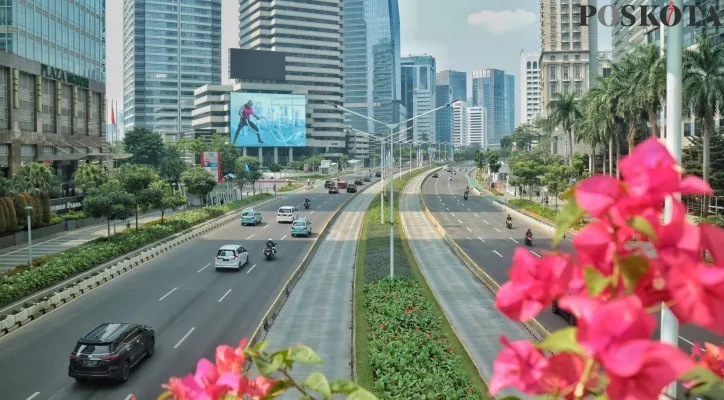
(263, 247, 275, 260)
(525, 235, 533, 247)
(463, 193, 468, 200)
(304, 201, 310, 209)
(506, 220, 512, 229)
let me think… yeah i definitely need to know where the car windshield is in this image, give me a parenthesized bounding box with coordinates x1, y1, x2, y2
(279, 208, 293, 213)
(217, 249, 235, 257)
(242, 212, 253, 217)
(73, 343, 112, 355)
(293, 221, 306, 227)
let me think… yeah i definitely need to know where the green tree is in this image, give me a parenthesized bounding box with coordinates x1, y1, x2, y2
(683, 131, 724, 195)
(0, 199, 7, 233)
(683, 36, 724, 188)
(510, 124, 536, 150)
(269, 163, 282, 173)
(3, 197, 16, 230)
(12, 194, 29, 228)
(122, 127, 165, 167)
(180, 167, 217, 201)
(546, 92, 582, 166)
(40, 192, 50, 224)
(572, 153, 589, 179)
(176, 134, 240, 174)
(510, 161, 545, 200)
(73, 163, 107, 189)
(13, 162, 59, 194)
(630, 44, 666, 137)
(234, 156, 263, 195)
(117, 164, 160, 229)
(138, 181, 186, 224)
(83, 182, 136, 239)
(542, 164, 574, 209)
(159, 146, 188, 183)
(500, 135, 514, 150)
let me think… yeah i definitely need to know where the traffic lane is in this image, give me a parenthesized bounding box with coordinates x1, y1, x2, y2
(428, 174, 724, 353)
(1, 202, 346, 399)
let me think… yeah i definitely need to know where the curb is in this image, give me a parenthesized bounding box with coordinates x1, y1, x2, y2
(418, 168, 550, 342)
(0, 195, 282, 338)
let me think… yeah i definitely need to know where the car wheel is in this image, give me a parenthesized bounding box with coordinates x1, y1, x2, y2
(74, 377, 87, 383)
(147, 336, 155, 358)
(552, 302, 559, 315)
(118, 360, 130, 382)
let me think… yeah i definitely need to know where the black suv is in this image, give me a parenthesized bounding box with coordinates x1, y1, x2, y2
(69, 323, 155, 382)
(347, 184, 357, 193)
(354, 179, 363, 185)
(375, 171, 381, 177)
(324, 180, 333, 188)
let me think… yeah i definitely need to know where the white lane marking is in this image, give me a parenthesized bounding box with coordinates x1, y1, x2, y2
(465, 236, 472, 240)
(478, 237, 486, 243)
(197, 263, 210, 273)
(174, 327, 196, 349)
(509, 237, 519, 244)
(317, 206, 322, 209)
(280, 235, 287, 240)
(474, 213, 479, 218)
(441, 202, 445, 206)
(218, 289, 232, 303)
(124, 395, 134, 400)
(451, 213, 455, 217)
(457, 219, 463, 224)
(466, 227, 473, 232)
(494, 227, 501, 232)
(158, 287, 178, 301)
(466, 208, 471, 211)
(493, 250, 503, 258)
(246, 264, 257, 274)
(484, 220, 490, 224)
(530, 251, 542, 258)
(262, 225, 268, 229)
(310, 211, 315, 214)
(246, 234, 255, 240)
(27, 393, 40, 400)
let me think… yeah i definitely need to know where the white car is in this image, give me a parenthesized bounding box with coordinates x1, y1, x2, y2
(214, 245, 249, 271)
(277, 206, 298, 223)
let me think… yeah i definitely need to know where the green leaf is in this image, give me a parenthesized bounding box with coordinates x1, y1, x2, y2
(303, 372, 332, 399)
(561, 184, 577, 200)
(263, 379, 293, 399)
(682, 365, 721, 384)
(156, 392, 173, 400)
(535, 326, 584, 355)
(629, 216, 657, 240)
(553, 199, 585, 247)
(253, 340, 270, 354)
(287, 345, 323, 365)
(688, 380, 724, 398)
(619, 255, 650, 290)
(329, 378, 359, 394)
(253, 354, 284, 376)
(584, 267, 611, 296)
(346, 388, 378, 400)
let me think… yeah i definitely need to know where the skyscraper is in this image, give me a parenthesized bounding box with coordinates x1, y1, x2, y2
(401, 55, 436, 142)
(435, 85, 452, 144)
(123, 0, 222, 142)
(0, 0, 107, 179)
(451, 101, 465, 149)
(612, 0, 655, 61)
(472, 68, 507, 148)
(465, 106, 486, 148)
(520, 52, 542, 124)
(343, 0, 401, 163)
(436, 70, 467, 103)
(504, 74, 515, 134)
(238, 0, 344, 156)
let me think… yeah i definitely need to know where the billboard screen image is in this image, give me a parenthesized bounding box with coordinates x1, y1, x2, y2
(200, 151, 222, 182)
(229, 92, 306, 147)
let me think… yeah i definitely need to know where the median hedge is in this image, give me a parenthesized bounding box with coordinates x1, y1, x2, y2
(278, 183, 303, 192)
(509, 198, 587, 230)
(0, 193, 272, 307)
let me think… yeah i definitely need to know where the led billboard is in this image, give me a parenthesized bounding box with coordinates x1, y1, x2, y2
(229, 92, 307, 147)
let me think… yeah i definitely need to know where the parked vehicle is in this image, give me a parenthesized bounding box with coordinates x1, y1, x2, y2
(240, 209, 262, 226)
(291, 217, 313, 237)
(214, 245, 249, 271)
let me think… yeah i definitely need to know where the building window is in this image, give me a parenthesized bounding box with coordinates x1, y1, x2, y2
(0, 67, 8, 130)
(60, 146, 72, 155)
(42, 78, 56, 133)
(563, 83, 570, 94)
(563, 65, 570, 80)
(684, 122, 692, 137)
(562, 33, 569, 41)
(575, 55, 581, 60)
(575, 82, 582, 95)
(0, 145, 9, 156)
(42, 145, 55, 155)
(89, 92, 101, 136)
(59, 83, 72, 135)
(76, 88, 87, 135)
(573, 42, 581, 50)
(551, 82, 559, 93)
(20, 145, 36, 157)
(549, 65, 557, 80)
(574, 65, 582, 79)
(573, 33, 581, 41)
(18, 73, 35, 132)
(562, 42, 570, 50)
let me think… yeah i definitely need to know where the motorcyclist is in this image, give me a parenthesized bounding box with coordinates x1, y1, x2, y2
(266, 238, 277, 253)
(305, 197, 311, 204)
(525, 229, 533, 240)
(506, 214, 512, 223)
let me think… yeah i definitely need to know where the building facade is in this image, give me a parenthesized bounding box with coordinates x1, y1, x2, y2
(401, 54, 436, 142)
(520, 52, 541, 124)
(436, 70, 466, 103)
(472, 68, 508, 148)
(0, 0, 107, 180)
(504, 73, 515, 133)
(611, 0, 655, 61)
(237, 0, 345, 156)
(343, 0, 401, 163)
(435, 84, 452, 144)
(451, 100, 465, 149)
(123, 0, 221, 143)
(465, 106, 486, 148)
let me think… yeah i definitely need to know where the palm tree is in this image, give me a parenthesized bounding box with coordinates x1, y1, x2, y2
(630, 44, 666, 138)
(575, 95, 602, 176)
(683, 35, 724, 187)
(13, 162, 59, 194)
(610, 56, 644, 154)
(546, 92, 582, 166)
(585, 76, 622, 176)
(73, 163, 107, 190)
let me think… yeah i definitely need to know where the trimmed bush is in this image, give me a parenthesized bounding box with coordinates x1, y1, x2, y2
(13, 194, 28, 228)
(40, 192, 51, 224)
(0, 193, 272, 307)
(3, 197, 17, 231)
(509, 198, 586, 230)
(0, 199, 7, 233)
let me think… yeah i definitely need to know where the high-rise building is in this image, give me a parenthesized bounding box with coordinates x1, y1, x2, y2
(451, 101, 465, 149)
(504, 74, 515, 133)
(123, 0, 222, 143)
(465, 106, 486, 148)
(401, 55, 436, 142)
(0, 0, 107, 180)
(435, 85, 452, 144)
(436, 70, 466, 103)
(520, 52, 541, 125)
(539, 0, 598, 157)
(472, 68, 507, 148)
(611, 0, 657, 61)
(237, 0, 345, 156)
(343, 0, 401, 163)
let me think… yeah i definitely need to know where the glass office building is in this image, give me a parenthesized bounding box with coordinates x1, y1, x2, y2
(472, 68, 507, 149)
(123, 0, 222, 141)
(504, 74, 515, 135)
(0, 0, 107, 180)
(436, 70, 466, 104)
(343, 0, 401, 162)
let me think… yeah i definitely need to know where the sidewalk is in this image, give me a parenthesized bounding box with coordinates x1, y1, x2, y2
(0, 210, 168, 272)
(400, 172, 536, 399)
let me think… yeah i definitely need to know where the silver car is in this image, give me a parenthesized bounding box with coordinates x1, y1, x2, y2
(214, 245, 249, 271)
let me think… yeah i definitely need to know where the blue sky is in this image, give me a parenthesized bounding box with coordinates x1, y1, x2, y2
(106, 0, 613, 124)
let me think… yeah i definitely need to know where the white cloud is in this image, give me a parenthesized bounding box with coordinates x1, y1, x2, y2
(466, 9, 537, 35)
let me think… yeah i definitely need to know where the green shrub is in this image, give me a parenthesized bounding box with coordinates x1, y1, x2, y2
(41, 192, 51, 224)
(3, 197, 17, 231)
(13, 194, 28, 228)
(31, 195, 43, 227)
(278, 183, 303, 192)
(364, 278, 482, 399)
(0, 193, 272, 307)
(0, 199, 7, 233)
(698, 214, 724, 228)
(509, 198, 586, 230)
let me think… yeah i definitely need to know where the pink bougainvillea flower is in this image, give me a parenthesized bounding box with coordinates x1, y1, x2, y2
(603, 340, 694, 400)
(241, 375, 276, 398)
(668, 262, 724, 335)
(216, 343, 246, 375)
(489, 336, 548, 396)
(573, 221, 618, 275)
(496, 249, 572, 321)
(162, 377, 189, 400)
(654, 198, 701, 267)
(540, 352, 595, 399)
(574, 175, 624, 218)
(693, 342, 724, 378)
(633, 258, 671, 307)
(700, 223, 724, 264)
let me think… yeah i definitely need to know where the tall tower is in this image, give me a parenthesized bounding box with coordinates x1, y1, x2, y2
(520, 52, 541, 125)
(401, 55, 437, 143)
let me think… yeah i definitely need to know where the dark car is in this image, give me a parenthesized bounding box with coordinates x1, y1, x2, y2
(375, 171, 381, 177)
(354, 179, 363, 185)
(432, 172, 439, 178)
(69, 323, 155, 382)
(328, 184, 339, 194)
(363, 176, 372, 182)
(552, 300, 577, 325)
(324, 180, 333, 189)
(347, 184, 357, 193)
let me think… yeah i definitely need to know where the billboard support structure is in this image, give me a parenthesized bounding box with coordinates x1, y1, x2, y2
(229, 92, 307, 148)
(200, 152, 222, 183)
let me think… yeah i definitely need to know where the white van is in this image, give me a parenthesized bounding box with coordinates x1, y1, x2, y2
(277, 206, 298, 223)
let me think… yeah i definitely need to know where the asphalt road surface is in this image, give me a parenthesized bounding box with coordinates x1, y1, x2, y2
(0, 177, 373, 400)
(422, 167, 723, 354)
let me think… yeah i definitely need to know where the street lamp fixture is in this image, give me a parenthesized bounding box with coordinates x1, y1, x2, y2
(25, 205, 33, 266)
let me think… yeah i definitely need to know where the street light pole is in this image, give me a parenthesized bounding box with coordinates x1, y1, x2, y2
(25, 205, 33, 266)
(661, 2, 683, 398)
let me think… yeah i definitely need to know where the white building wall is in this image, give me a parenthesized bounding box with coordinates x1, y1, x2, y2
(412, 89, 435, 142)
(465, 106, 486, 148)
(520, 51, 541, 125)
(452, 101, 465, 149)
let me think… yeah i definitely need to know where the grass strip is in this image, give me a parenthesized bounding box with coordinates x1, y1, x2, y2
(0, 193, 272, 307)
(278, 183, 303, 192)
(354, 168, 489, 398)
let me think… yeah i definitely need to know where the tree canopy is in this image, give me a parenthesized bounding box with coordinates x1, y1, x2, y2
(122, 127, 165, 167)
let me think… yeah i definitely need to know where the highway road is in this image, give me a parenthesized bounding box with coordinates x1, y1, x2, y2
(422, 167, 723, 353)
(0, 174, 376, 400)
